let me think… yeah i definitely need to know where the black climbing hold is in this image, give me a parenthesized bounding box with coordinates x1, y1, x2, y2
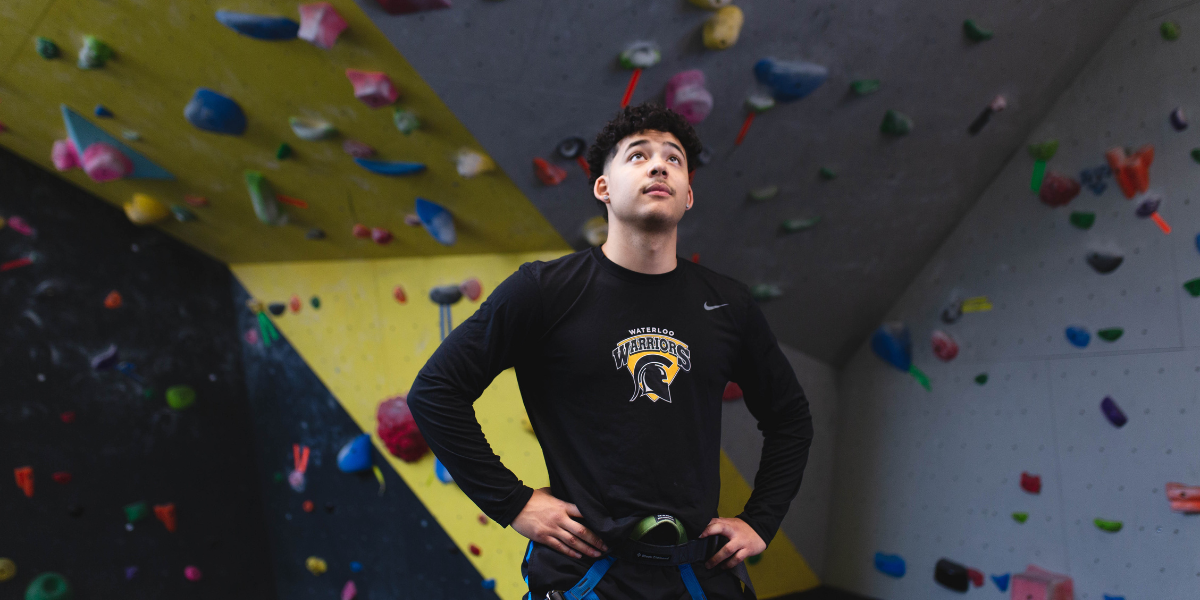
(1086, 252, 1124, 275)
(324, 502, 335, 514)
(556, 137, 587, 160)
(267, 302, 286, 316)
(305, 228, 326, 240)
(429, 285, 463, 305)
(935, 558, 970, 592)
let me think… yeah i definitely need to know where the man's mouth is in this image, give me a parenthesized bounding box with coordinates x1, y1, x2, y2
(643, 183, 673, 197)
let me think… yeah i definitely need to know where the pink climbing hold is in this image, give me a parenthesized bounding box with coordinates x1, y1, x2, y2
(403, 213, 422, 227)
(346, 69, 400, 108)
(298, 3, 348, 49)
(930, 330, 958, 362)
(6, 216, 34, 237)
(81, 142, 133, 182)
(343, 139, 376, 158)
(184, 566, 202, 581)
(664, 70, 714, 124)
(376, 394, 429, 462)
(459, 277, 483, 301)
(371, 227, 393, 245)
(51, 139, 80, 171)
(341, 580, 358, 600)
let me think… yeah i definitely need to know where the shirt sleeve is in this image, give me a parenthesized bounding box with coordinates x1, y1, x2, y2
(728, 298, 815, 548)
(406, 265, 543, 528)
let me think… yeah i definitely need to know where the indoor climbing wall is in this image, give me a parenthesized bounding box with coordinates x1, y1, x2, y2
(825, 1, 1200, 598)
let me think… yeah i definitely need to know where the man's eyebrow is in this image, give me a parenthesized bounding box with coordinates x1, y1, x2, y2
(623, 139, 683, 154)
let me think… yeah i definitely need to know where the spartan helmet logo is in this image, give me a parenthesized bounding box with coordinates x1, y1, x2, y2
(612, 333, 692, 403)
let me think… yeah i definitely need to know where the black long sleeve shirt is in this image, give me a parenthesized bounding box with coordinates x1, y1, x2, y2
(406, 247, 813, 548)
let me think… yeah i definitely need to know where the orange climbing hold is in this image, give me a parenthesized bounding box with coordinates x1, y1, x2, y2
(289, 295, 302, 313)
(154, 502, 177, 532)
(302, 500, 315, 513)
(393, 285, 407, 303)
(14, 466, 33, 497)
(104, 290, 122, 309)
(1166, 482, 1200, 513)
(1105, 145, 1154, 199)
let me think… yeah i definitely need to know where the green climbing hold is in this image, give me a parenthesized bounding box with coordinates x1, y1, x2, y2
(746, 554, 762, 566)
(1192, 149, 1200, 164)
(747, 185, 778, 201)
(780, 217, 820, 233)
(975, 373, 988, 385)
(165, 385, 196, 410)
(880, 110, 913, 136)
(35, 37, 60, 59)
(276, 142, 292, 160)
(25, 572, 72, 600)
(310, 296, 320, 309)
(1162, 21, 1181, 41)
(124, 501, 149, 523)
(850, 79, 880, 96)
(77, 35, 114, 70)
(1097, 328, 1123, 342)
(1028, 140, 1059, 161)
(1185, 278, 1200, 297)
(818, 167, 837, 180)
(393, 108, 419, 135)
(750, 284, 783, 301)
(963, 19, 993, 41)
(1094, 518, 1123, 532)
(1069, 211, 1095, 230)
(141, 387, 155, 399)
(1012, 512, 1028, 523)
(273, 471, 285, 483)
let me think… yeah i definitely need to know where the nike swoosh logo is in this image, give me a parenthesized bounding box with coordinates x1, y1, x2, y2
(704, 302, 728, 311)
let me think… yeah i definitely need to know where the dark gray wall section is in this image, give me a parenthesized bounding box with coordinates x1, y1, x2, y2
(0, 146, 275, 598)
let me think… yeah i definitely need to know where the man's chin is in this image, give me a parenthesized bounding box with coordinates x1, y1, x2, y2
(615, 208, 681, 232)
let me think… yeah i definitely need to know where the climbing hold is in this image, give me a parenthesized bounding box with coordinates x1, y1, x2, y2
(992, 573, 1010, 592)
(123, 193, 170, 225)
(244, 171, 287, 226)
(1166, 482, 1200, 512)
(121, 130, 141, 142)
(184, 89, 247, 136)
(1069, 211, 1095, 229)
(850, 79, 880, 96)
(342, 140, 376, 158)
(1093, 518, 1122, 532)
(1038, 172, 1081, 207)
(354, 158, 426, 176)
(582, 216, 608, 247)
(338, 434, 372, 473)
(154, 503, 177, 532)
(1106, 145, 1154, 198)
(967, 95, 1007, 135)
(290, 294, 303, 313)
(91, 344, 120, 370)
(393, 286, 407, 303)
(60, 412, 75, 424)
(1086, 251, 1123, 275)
(371, 228, 393, 245)
(124, 501, 149, 523)
(51, 139, 79, 171)
(721, 382, 743, 401)
(275, 143, 292, 160)
(392, 108, 420, 134)
(665, 70, 714, 124)
(455, 148, 495, 178)
(80, 143, 133, 182)
(1170, 107, 1188, 131)
(747, 185, 779, 201)
(430, 285, 463, 305)
(1065, 326, 1090, 348)
(967, 568, 984, 588)
(184, 195, 208, 208)
(556, 136, 589, 175)
(215, 10, 300, 40)
(0, 558, 13, 581)
(930, 330, 958, 362)
(481, 579, 496, 590)
(35, 37, 59, 59)
(61, 105, 173, 178)
(1020, 472, 1042, 494)
(1079, 165, 1112, 195)
(943, 299, 965, 324)
(750, 284, 783, 301)
(51, 472, 71, 484)
(754, 58, 828, 101)
(460, 278, 483, 301)
(346, 69, 400, 108)
(104, 290, 122, 309)
(818, 167, 836, 180)
(298, 3, 348, 49)
(124, 567, 137, 580)
(374, 0, 451, 15)
(1162, 21, 1181, 40)
(873, 552, 905, 578)
(533, 158, 568, 185)
(962, 19, 993, 42)
(961, 296, 991, 313)
(78, 35, 113, 69)
(24, 573, 71, 600)
(14, 466, 33, 497)
(93, 105, 113, 118)
(376, 395, 429, 461)
(341, 580, 357, 600)
(1184, 277, 1200, 297)
(702, 6, 744, 50)
(435, 457, 454, 483)
(310, 296, 320, 309)
(1028, 140, 1060, 162)
(289, 117, 337, 141)
(871, 322, 909, 371)
(165, 385, 196, 410)
(1012, 512, 1028, 523)
(975, 373, 987, 385)
(780, 217, 820, 233)
(1135, 194, 1161, 217)
(302, 500, 314, 512)
(1100, 396, 1127, 428)
(880, 110, 913, 136)
(170, 205, 197, 222)
(267, 302, 286, 316)
(934, 558, 970, 592)
(183, 566, 202, 581)
(1096, 328, 1123, 342)
(306, 228, 326, 240)
(619, 40, 661, 69)
(351, 223, 370, 239)
(414, 198, 456, 246)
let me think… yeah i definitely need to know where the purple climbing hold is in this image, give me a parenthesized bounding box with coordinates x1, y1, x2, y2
(1135, 194, 1161, 217)
(1171, 107, 1188, 131)
(1100, 396, 1127, 428)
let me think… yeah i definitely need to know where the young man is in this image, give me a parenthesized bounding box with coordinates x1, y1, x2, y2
(407, 103, 813, 600)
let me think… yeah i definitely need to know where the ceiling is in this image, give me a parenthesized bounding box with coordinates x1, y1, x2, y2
(358, 0, 1140, 365)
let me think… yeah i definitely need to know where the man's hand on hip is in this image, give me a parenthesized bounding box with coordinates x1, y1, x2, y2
(699, 517, 766, 570)
(512, 487, 608, 560)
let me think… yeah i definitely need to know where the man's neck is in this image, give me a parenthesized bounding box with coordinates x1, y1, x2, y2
(600, 219, 678, 275)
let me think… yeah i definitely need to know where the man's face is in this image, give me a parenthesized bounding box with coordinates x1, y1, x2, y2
(594, 130, 693, 232)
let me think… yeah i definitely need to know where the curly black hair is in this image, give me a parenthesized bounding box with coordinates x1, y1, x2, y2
(585, 102, 704, 216)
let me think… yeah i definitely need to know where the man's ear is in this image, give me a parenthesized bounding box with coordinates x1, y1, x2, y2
(594, 175, 610, 203)
(685, 185, 694, 210)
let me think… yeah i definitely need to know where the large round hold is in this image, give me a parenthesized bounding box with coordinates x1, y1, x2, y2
(429, 284, 463, 305)
(25, 572, 72, 600)
(337, 433, 372, 473)
(0, 558, 15, 581)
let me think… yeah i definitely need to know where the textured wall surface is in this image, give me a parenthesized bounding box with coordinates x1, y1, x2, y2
(825, 1, 1200, 598)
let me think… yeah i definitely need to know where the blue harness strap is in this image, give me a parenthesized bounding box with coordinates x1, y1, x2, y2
(678, 563, 708, 600)
(563, 555, 615, 600)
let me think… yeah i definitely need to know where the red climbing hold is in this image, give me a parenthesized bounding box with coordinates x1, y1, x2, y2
(931, 330, 958, 362)
(393, 285, 407, 304)
(967, 568, 984, 587)
(1020, 472, 1042, 494)
(52, 472, 72, 484)
(460, 278, 482, 302)
(1106, 145, 1153, 199)
(1038, 172, 1081, 207)
(352, 223, 370, 239)
(60, 411, 76, 423)
(302, 500, 315, 513)
(289, 295, 302, 313)
(478, 513, 489, 525)
(469, 544, 482, 556)
(154, 502, 177, 532)
(104, 290, 123, 309)
(722, 382, 743, 401)
(376, 394, 429, 462)
(533, 158, 568, 186)
(14, 466, 34, 497)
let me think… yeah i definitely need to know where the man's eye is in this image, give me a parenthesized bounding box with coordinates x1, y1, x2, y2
(669, 156, 680, 164)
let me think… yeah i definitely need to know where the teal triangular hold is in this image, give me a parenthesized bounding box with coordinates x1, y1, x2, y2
(61, 105, 174, 180)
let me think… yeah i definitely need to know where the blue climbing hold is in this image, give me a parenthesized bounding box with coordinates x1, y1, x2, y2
(482, 579, 496, 589)
(992, 573, 1010, 592)
(870, 322, 912, 372)
(1065, 326, 1091, 348)
(434, 457, 454, 483)
(214, 10, 300, 40)
(94, 105, 113, 118)
(184, 88, 247, 136)
(353, 158, 427, 176)
(350, 561, 363, 572)
(415, 198, 457, 246)
(337, 434, 372, 473)
(1194, 232, 1200, 255)
(1102, 595, 1124, 600)
(61, 105, 174, 180)
(753, 58, 828, 102)
(873, 552, 905, 578)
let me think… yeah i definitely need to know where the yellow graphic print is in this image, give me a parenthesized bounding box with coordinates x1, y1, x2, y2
(612, 331, 692, 403)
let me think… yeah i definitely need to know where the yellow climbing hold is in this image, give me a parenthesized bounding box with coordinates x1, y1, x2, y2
(305, 556, 328, 575)
(123, 193, 170, 225)
(960, 296, 993, 313)
(703, 6, 744, 50)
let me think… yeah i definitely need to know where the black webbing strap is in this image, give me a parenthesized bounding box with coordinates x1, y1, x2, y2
(610, 535, 757, 599)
